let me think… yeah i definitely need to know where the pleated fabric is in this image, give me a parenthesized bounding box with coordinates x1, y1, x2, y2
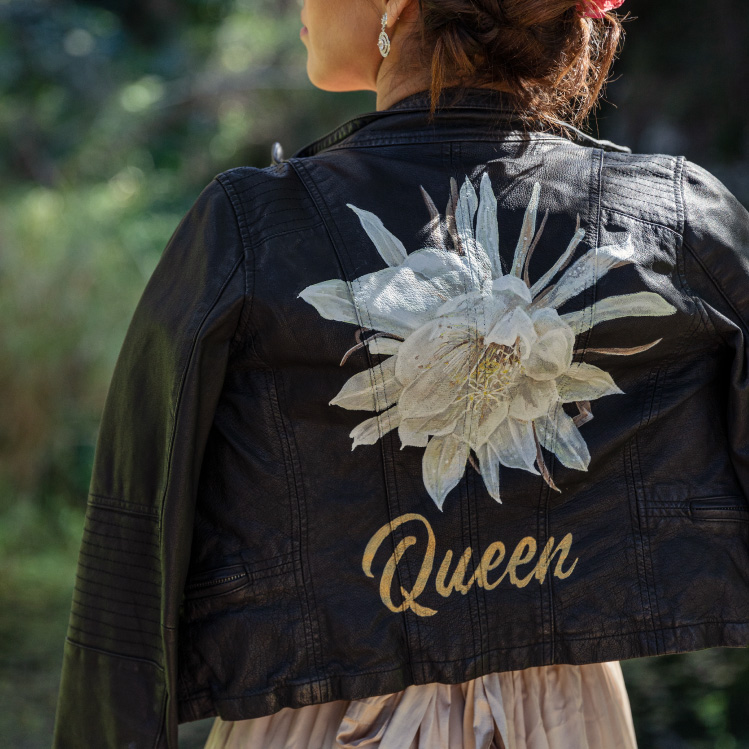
(203, 661, 637, 749)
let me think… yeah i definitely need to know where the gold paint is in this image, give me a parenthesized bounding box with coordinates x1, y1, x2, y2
(507, 537, 537, 588)
(435, 547, 475, 597)
(362, 514, 580, 617)
(532, 533, 579, 584)
(478, 541, 507, 591)
(550, 533, 578, 580)
(362, 513, 437, 616)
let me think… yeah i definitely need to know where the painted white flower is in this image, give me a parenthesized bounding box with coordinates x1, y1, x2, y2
(299, 175, 677, 511)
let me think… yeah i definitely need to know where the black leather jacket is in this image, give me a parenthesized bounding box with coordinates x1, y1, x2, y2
(54, 88, 749, 748)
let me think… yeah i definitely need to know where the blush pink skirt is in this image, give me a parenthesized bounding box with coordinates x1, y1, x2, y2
(203, 661, 638, 749)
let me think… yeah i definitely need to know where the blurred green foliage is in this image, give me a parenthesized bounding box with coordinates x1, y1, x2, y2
(0, 0, 747, 746)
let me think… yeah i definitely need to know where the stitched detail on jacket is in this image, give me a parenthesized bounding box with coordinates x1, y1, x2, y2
(71, 504, 164, 662)
(75, 572, 161, 601)
(74, 584, 161, 613)
(263, 367, 325, 701)
(88, 494, 160, 517)
(682, 240, 749, 336)
(64, 637, 165, 671)
(602, 153, 678, 228)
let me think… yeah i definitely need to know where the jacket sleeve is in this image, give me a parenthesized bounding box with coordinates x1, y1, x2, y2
(681, 159, 749, 501)
(53, 177, 248, 748)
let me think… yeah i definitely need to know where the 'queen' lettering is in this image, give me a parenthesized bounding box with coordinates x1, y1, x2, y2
(361, 513, 579, 617)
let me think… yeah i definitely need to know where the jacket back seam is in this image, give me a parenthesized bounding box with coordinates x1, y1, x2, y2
(289, 156, 424, 683)
(262, 367, 327, 703)
(627, 164, 709, 652)
(450, 142, 485, 682)
(272, 368, 329, 703)
(602, 148, 666, 656)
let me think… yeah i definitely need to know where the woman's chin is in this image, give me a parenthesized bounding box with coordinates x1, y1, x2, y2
(306, 62, 375, 93)
(305, 65, 349, 93)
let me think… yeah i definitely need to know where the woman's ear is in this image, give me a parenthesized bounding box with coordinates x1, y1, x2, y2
(384, 0, 418, 28)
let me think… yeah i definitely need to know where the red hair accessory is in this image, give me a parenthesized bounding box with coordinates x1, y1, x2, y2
(578, 0, 626, 17)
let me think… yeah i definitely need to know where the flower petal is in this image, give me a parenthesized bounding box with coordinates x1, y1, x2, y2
(529, 225, 585, 299)
(330, 357, 401, 411)
(398, 353, 473, 419)
(472, 399, 510, 449)
(508, 378, 558, 421)
(422, 434, 470, 511)
(395, 317, 477, 414)
(510, 182, 541, 278)
(455, 176, 478, 246)
(351, 267, 453, 338)
(561, 291, 678, 336)
(298, 278, 358, 326)
(351, 406, 401, 449)
(406, 245, 489, 294)
(491, 274, 533, 304)
(400, 400, 466, 442)
(462, 237, 494, 291)
(477, 441, 502, 502)
(455, 177, 494, 290)
(398, 421, 430, 448)
(541, 237, 635, 310)
(476, 172, 502, 279)
(487, 418, 540, 475)
(402, 246, 462, 275)
(556, 362, 624, 403)
(485, 306, 537, 357)
(523, 310, 575, 381)
(347, 204, 408, 267)
(535, 403, 591, 472)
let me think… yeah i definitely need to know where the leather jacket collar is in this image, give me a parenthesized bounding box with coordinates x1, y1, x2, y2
(292, 86, 631, 158)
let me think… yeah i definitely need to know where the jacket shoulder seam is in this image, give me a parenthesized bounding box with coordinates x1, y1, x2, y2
(215, 174, 255, 349)
(157, 247, 244, 537)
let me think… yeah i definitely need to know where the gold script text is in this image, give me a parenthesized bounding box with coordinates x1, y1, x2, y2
(361, 513, 579, 617)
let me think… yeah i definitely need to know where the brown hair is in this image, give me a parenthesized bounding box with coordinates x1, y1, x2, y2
(413, 0, 624, 128)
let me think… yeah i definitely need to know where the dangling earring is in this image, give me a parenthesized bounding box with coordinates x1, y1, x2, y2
(378, 12, 391, 57)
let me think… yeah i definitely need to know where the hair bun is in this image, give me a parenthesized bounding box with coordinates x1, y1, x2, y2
(415, 0, 623, 127)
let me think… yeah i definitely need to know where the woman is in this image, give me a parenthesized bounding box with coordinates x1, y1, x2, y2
(53, 0, 749, 747)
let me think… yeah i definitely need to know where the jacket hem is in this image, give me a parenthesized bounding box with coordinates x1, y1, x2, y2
(177, 620, 749, 724)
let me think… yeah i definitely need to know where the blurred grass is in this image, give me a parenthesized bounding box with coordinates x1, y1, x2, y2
(0, 494, 83, 747)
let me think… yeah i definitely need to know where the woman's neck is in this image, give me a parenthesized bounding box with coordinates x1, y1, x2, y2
(373, 16, 515, 112)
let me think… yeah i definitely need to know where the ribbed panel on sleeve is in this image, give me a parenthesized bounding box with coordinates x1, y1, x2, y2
(69, 501, 163, 664)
